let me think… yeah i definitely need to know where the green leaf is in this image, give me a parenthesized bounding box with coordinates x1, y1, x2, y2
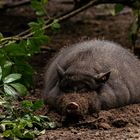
(23, 130, 35, 139)
(28, 22, 40, 30)
(36, 11, 45, 16)
(12, 127, 23, 138)
(4, 43, 27, 57)
(22, 100, 33, 108)
(0, 50, 7, 65)
(39, 115, 50, 122)
(26, 36, 49, 55)
(25, 120, 33, 128)
(41, 0, 48, 4)
(3, 73, 22, 84)
(3, 130, 12, 137)
(0, 32, 3, 40)
(51, 20, 60, 32)
(32, 100, 44, 111)
(37, 18, 46, 25)
(0, 66, 2, 81)
(18, 120, 26, 129)
(115, 4, 124, 14)
(47, 122, 56, 129)
(0, 124, 6, 131)
(31, 0, 45, 16)
(3, 61, 13, 68)
(29, 19, 46, 36)
(33, 115, 41, 122)
(32, 35, 49, 46)
(10, 83, 28, 96)
(4, 84, 18, 97)
(31, 0, 42, 10)
(26, 38, 41, 54)
(14, 59, 34, 87)
(2, 61, 14, 78)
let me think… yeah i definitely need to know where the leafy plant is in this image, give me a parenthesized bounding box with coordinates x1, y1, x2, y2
(0, 0, 58, 139)
(0, 99, 56, 139)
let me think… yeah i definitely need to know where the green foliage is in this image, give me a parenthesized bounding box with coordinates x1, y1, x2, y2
(0, 0, 49, 94)
(115, 4, 124, 14)
(0, 63, 28, 98)
(0, 99, 56, 139)
(0, 0, 56, 139)
(31, 0, 48, 16)
(114, 4, 140, 49)
(51, 19, 61, 32)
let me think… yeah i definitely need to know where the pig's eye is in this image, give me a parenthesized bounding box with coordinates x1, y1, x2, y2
(59, 80, 89, 93)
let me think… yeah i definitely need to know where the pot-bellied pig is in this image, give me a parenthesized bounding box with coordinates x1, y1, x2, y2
(43, 39, 140, 117)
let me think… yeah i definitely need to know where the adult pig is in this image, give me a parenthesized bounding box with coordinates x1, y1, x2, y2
(43, 39, 140, 116)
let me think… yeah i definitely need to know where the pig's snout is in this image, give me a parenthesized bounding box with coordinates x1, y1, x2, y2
(66, 102, 79, 114)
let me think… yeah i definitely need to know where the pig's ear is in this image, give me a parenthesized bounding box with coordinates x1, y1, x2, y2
(56, 64, 65, 78)
(94, 71, 111, 83)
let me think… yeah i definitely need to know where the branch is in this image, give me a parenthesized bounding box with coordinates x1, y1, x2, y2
(1, 0, 139, 42)
(2, 0, 99, 41)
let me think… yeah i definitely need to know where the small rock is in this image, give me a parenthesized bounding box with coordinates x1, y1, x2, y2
(70, 128, 78, 134)
(99, 122, 111, 130)
(127, 127, 132, 132)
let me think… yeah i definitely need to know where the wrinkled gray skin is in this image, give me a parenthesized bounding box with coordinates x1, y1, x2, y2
(43, 39, 140, 115)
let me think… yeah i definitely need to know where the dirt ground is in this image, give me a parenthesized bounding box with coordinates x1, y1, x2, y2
(0, 0, 140, 140)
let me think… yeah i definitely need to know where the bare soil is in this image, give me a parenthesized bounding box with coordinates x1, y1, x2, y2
(0, 0, 140, 140)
